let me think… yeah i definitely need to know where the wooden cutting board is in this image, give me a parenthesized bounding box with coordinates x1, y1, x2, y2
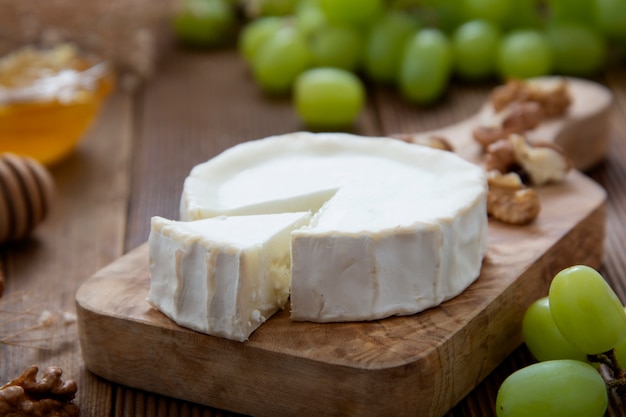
(76, 77, 610, 417)
(76, 170, 606, 417)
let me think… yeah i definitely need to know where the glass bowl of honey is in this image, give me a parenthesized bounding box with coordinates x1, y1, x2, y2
(0, 43, 114, 166)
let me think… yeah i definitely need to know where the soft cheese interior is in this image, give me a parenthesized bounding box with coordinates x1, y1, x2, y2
(176, 132, 489, 325)
(147, 212, 312, 341)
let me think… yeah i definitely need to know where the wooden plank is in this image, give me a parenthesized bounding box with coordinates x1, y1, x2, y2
(0, 90, 134, 414)
(596, 70, 626, 415)
(76, 168, 605, 417)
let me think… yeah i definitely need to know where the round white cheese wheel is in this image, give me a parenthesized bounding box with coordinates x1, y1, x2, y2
(181, 132, 488, 322)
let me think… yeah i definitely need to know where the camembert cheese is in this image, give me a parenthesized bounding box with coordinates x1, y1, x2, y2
(178, 132, 488, 324)
(147, 212, 312, 341)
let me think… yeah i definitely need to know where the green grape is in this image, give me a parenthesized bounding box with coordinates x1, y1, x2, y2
(238, 16, 285, 64)
(546, 22, 607, 76)
(549, 265, 626, 355)
(318, 0, 383, 28)
(252, 27, 312, 94)
(497, 29, 553, 79)
(501, 0, 542, 30)
(363, 10, 419, 84)
(293, 67, 365, 130)
(495, 360, 608, 417)
(245, 0, 299, 17)
(522, 297, 588, 363)
(398, 28, 453, 105)
(461, 0, 512, 26)
(546, 0, 594, 24)
(594, 0, 626, 39)
(173, 0, 237, 48)
(614, 307, 626, 368)
(309, 25, 364, 71)
(423, 0, 465, 34)
(295, 0, 327, 39)
(451, 19, 500, 80)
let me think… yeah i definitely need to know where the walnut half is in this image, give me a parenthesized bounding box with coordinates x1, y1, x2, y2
(484, 134, 572, 186)
(490, 78, 572, 117)
(473, 101, 544, 148)
(509, 134, 572, 185)
(487, 171, 541, 225)
(0, 366, 79, 417)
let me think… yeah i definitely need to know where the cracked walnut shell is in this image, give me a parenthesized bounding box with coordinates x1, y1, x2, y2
(0, 365, 79, 417)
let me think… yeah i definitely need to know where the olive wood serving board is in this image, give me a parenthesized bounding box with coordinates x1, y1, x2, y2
(76, 171, 606, 417)
(76, 76, 610, 417)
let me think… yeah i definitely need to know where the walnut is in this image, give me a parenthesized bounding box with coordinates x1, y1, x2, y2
(483, 134, 572, 186)
(509, 134, 572, 185)
(0, 366, 79, 417)
(473, 101, 544, 148)
(491, 79, 527, 112)
(500, 101, 543, 132)
(391, 134, 454, 152)
(528, 79, 572, 117)
(484, 138, 517, 173)
(487, 171, 541, 225)
(490, 78, 571, 117)
(472, 125, 508, 148)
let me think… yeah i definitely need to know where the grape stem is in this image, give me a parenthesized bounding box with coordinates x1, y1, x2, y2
(607, 378, 626, 389)
(588, 349, 626, 398)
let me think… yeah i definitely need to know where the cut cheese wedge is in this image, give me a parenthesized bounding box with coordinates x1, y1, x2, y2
(179, 132, 489, 324)
(147, 211, 312, 341)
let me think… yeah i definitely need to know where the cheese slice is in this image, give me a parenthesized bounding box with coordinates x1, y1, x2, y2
(180, 132, 489, 323)
(147, 211, 312, 341)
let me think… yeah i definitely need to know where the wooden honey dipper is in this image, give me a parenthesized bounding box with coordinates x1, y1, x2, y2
(0, 153, 55, 245)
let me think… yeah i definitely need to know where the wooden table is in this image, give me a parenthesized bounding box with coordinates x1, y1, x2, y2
(2, 47, 626, 416)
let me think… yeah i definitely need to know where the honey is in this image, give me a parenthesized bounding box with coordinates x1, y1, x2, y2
(0, 44, 113, 166)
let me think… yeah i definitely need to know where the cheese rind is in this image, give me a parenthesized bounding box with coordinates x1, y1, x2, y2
(179, 132, 488, 323)
(290, 195, 487, 321)
(147, 212, 312, 341)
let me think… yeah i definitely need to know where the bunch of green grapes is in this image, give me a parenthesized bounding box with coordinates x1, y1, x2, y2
(238, 0, 384, 129)
(172, 0, 625, 129)
(496, 265, 626, 417)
